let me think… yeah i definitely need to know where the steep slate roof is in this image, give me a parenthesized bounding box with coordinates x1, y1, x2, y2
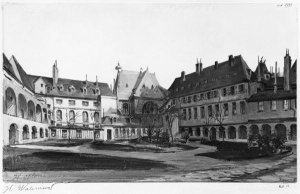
(115, 68, 165, 100)
(290, 60, 297, 85)
(3, 54, 18, 81)
(247, 90, 296, 102)
(28, 75, 115, 99)
(254, 61, 270, 78)
(168, 55, 252, 98)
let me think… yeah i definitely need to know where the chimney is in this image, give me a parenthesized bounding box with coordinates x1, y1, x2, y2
(200, 59, 203, 72)
(257, 56, 261, 82)
(214, 61, 218, 69)
(195, 58, 200, 73)
(52, 60, 59, 86)
(274, 62, 277, 93)
(181, 71, 186, 81)
(228, 55, 234, 66)
(96, 75, 98, 86)
(284, 49, 291, 91)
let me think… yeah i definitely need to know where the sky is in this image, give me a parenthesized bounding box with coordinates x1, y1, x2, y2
(2, 3, 298, 89)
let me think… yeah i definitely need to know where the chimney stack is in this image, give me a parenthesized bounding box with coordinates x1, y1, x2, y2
(52, 60, 59, 86)
(228, 55, 234, 66)
(200, 59, 203, 72)
(284, 49, 291, 91)
(196, 58, 200, 73)
(214, 61, 218, 69)
(181, 71, 186, 81)
(274, 62, 278, 93)
(257, 56, 261, 82)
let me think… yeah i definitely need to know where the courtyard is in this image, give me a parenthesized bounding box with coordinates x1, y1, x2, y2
(2, 139, 297, 182)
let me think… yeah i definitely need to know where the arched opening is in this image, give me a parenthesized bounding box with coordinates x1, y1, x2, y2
(188, 128, 193, 136)
(36, 104, 42, 123)
(203, 127, 209, 137)
(228, 126, 236, 139)
(43, 108, 47, 123)
(210, 127, 217, 140)
(28, 100, 35, 121)
(275, 124, 287, 140)
(18, 93, 27, 118)
(82, 111, 89, 124)
(45, 129, 49, 138)
(32, 126, 37, 139)
(40, 128, 44, 138)
(219, 127, 226, 139)
(290, 124, 296, 141)
(238, 125, 247, 139)
(250, 125, 259, 136)
(5, 87, 17, 116)
(142, 101, 158, 114)
(94, 112, 100, 123)
(196, 127, 200, 136)
(22, 125, 29, 140)
(9, 123, 18, 145)
(262, 124, 271, 137)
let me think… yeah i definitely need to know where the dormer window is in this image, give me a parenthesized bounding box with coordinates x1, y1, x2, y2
(93, 88, 100, 95)
(68, 85, 75, 93)
(58, 85, 64, 91)
(81, 87, 87, 94)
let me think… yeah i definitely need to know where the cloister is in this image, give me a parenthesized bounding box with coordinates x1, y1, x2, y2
(183, 122, 297, 143)
(4, 86, 51, 145)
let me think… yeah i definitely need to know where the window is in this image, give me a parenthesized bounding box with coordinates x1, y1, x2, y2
(126, 83, 128, 88)
(56, 99, 63, 104)
(240, 101, 246, 114)
(223, 103, 229, 116)
(283, 100, 289, 110)
(41, 84, 43, 87)
(258, 101, 264, 112)
(230, 86, 235, 95)
(200, 94, 204, 100)
(182, 97, 186, 103)
(183, 109, 187, 120)
(76, 130, 82, 138)
(69, 100, 75, 106)
(193, 95, 198, 102)
(239, 84, 245, 93)
(62, 130, 67, 138)
(82, 101, 89, 106)
(213, 90, 218, 98)
(208, 105, 212, 117)
(94, 88, 100, 95)
(207, 92, 211, 100)
(47, 87, 51, 93)
(69, 110, 75, 123)
(215, 104, 220, 116)
(82, 111, 89, 123)
(94, 112, 100, 123)
(222, 88, 227, 96)
(123, 103, 129, 114)
(68, 86, 75, 93)
(187, 96, 191, 103)
(194, 107, 198, 119)
(93, 102, 98, 107)
(56, 110, 62, 121)
(200, 106, 205, 118)
(271, 100, 277, 111)
(82, 87, 87, 94)
(188, 108, 192, 120)
(232, 102, 237, 115)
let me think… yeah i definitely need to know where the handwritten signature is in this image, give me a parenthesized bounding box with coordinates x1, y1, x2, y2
(3, 183, 57, 193)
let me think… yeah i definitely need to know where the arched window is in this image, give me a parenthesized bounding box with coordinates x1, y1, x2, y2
(123, 103, 129, 114)
(275, 124, 287, 140)
(262, 124, 271, 137)
(32, 126, 37, 139)
(56, 110, 62, 121)
(22, 125, 29, 140)
(36, 104, 42, 123)
(142, 101, 158, 114)
(228, 126, 236, 139)
(40, 128, 44, 138)
(238, 125, 247, 139)
(250, 125, 259, 136)
(83, 111, 89, 123)
(5, 87, 17, 116)
(94, 112, 100, 123)
(219, 127, 226, 139)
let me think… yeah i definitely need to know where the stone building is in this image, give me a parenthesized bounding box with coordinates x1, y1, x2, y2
(2, 54, 117, 145)
(3, 54, 50, 145)
(164, 51, 297, 143)
(112, 63, 168, 139)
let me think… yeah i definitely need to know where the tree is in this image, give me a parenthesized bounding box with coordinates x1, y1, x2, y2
(140, 112, 161, 143)
(210, 97, 226, 141)
(163, 104, 182, 143)
(65, 111, 81, 143)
